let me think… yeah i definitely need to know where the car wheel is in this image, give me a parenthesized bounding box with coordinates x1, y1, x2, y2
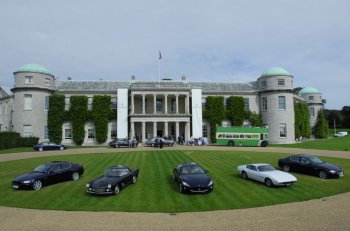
(265, 178, 273, 187)
(113, 185, 120, 195)
(241, 171, 248, 179)
(72, 172, 80, 181)
(39, 147, 43, 152)
(179, 183, 184, 193)
(60, 146, 64, 150)
(261, 141, 267, 147)
(319, 170, 328, 179)
(32, 180, 42, 190)
(132, 176, 137, 184)
(282, 165, 290, 172)
(228, 141, 234, 146)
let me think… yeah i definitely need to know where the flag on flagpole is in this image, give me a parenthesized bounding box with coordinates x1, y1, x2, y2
(159, 51, 162, 60)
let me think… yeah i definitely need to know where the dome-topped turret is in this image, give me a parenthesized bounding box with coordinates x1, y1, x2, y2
(261, 67, 291, 77)
(299, 87, 320, 96)
(14, 63, 52, 75)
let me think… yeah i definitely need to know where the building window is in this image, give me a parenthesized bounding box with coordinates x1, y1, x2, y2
(5, 102, 8, 115)
(45, 96, 49, 111)
(0, 103, 2, 115)
(171, 99, 176, 112)
(244, 98, 249, 110)
(202, 125, 207, 138)
(277, 79, 285, 86)
(262, 97, 267, 111)
(88, 128, 95, 139)
(88, 97, 93, 110)
(44, 78, 51, 86)
(111, 125, 117, 139)
(25, 76, 33, 84)
(111, 97, 117, 109)
(44, 125, 49, 139)
(309, 107, 315, 117)
(65, 97, 70, 110)
(279, 123, 287, 138)
(65, 124, 72, 139)
(202, 98, 207, 110)
(24, 94, 32, 110)
(309, 96, 314, 101)
(23, 125, 32, 137)
(156, 99, 163, 113)
(261, 80, 267, 88)
(278, 96, 286, 110)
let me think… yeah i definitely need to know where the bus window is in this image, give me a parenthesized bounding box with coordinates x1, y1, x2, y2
(260, 134, 264, 140)
(245, 134, 252, 139)
(240, 134, 244, 138)
(233, 134, 239, 138)
(252, 134, 259, 139)
(226, 134, 233, 138)
(218, 134, 223, 138)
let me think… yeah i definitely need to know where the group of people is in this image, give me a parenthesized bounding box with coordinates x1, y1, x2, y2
(154, 137, 165, 148)
(128, 137, 138, 148)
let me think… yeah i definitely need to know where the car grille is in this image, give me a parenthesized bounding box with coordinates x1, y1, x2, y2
(91, 187, 107, 193)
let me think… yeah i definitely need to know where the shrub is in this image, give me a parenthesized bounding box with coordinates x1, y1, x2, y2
(70, 96, 88, 145)
(17, 137, 39, 147)
(0, 132, 20, 150)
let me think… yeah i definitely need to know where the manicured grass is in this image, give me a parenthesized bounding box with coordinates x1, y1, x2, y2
(1, 150, 349, 212)
(272, 135, 350, 151)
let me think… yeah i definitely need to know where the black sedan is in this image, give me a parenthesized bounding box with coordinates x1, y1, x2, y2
(278, 154, 344, 179)
(34, 142, 67, 151)
(108, 138, 138, 148)
(86, 166, 139, 195)
(12, 161, 84, 190)
(144, 138, 175, 147)
(173, 162, 213, 193)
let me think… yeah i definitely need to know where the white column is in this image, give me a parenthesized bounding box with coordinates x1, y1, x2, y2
(142, 94, 145, 114)
(175, 94, 179, 114)
(164, 94, 168, 114)
(185, 94, 189, 114)
(164, 122, 168, 137)
(153, 94, 157, 114)
(117, 88, 129, 139)
(142, 122, 146, 143)
(153, 122, 157, 137)
(130, 122, 135, 138)
(185, 122, 190, 142)
(131, 93, 134, 114)
(176, 122, 179, 140)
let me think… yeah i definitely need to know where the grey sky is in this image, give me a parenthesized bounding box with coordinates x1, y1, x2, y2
(1, 0, 349, 109)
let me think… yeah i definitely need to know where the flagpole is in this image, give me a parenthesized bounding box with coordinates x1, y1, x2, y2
(158, 51, 161, 87)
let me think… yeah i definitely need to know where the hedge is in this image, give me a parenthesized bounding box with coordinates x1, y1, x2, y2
(70, 96, 88, 145)
(92, 95, 111, 143)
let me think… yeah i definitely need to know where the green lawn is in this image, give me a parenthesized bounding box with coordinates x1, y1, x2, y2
(1, 150, 349, 212)
(272, 135, 350, 151)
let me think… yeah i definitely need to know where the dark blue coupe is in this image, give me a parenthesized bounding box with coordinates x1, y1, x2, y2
(34, 142, 67, 152)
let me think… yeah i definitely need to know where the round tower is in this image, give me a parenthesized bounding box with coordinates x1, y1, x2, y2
(299, 87, 323, 128)
(11, 64, 55, 141)
(258, 67, 295, 144)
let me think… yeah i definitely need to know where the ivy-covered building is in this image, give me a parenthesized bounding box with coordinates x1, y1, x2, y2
(0, 64, 325, 145)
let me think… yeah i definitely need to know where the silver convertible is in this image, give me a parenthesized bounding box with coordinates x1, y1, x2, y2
(237, 163, 297, 187)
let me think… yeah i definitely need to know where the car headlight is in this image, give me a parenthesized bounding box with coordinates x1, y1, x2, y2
(107, 184, 112, 189)
(23, 180, 31, 184)
(86, 183, 90, 188)
(182, 181, 190, 187)
(208, 180, 213, 186)
(329, 170, 336, 174)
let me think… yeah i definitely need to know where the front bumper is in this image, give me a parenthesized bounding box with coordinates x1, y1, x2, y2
(87, 187, 114, 195)
(182, 185, 213, 193)
(12, 181, 32, 190)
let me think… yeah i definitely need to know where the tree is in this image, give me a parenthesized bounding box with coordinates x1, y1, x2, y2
(203, 96, 225, 143)
(48, 94, 65, 143)
(70, 96, 88, 145)
(92, 95, 111, 143)
(294, 101, 310, 139)
(342, 106, 350, 128)
(226, 96, 244, 126)
(314, 109, 329, 139)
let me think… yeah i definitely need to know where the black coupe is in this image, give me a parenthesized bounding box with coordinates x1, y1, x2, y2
(12, 161, 84, 190)
(173, 162, 213, 193)
(34, 142, 67, 151)
(86, 166, 139, 195)
(278, 154, 344, 179)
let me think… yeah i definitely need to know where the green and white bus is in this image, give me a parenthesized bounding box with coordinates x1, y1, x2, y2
(216, 126, 269, 147)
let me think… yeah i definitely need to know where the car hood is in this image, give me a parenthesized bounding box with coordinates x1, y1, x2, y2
(181, 174, 212, 186)
(263, 170, 297, 182)
(15, 172, 47, 182)
(317, 163, 342, 171)
(90, 176, 120, 187)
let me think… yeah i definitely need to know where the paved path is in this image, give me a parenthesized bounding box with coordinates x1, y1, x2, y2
(0, 146, 349, 231)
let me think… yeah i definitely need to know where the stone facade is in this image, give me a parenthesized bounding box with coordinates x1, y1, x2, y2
(0, 64, 326, 145)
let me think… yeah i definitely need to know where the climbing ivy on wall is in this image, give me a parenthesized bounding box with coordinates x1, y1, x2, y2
(92, 95, 111, 143)
(203, 96, 225, 142)
(48, 94, 65, 143)
(294, 101, 311, 139)
(226, 96, 245, 126)
(70, 96, 88, 145)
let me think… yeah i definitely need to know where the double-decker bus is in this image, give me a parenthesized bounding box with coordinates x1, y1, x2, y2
(216, 126, 269, 147)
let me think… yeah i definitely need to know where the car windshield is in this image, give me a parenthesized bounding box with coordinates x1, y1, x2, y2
(33, 163, 53, 173)
(310, 157, 324, 164)
(182, 166, 205, 174)
(257, 165, 275, 172)
(104, 168, 127, 177)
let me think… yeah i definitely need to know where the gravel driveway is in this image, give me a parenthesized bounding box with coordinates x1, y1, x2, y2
(1, 146, 349, 231)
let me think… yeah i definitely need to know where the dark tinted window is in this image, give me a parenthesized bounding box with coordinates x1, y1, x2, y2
(290, 156, 300, 162)
(60, 162, 71, 169)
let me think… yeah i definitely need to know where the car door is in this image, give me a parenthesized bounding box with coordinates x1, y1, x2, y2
(47, 164, 63, 183)
(246, 165, 260, 182)
(173, 166, 181, 182)
(288, 156, 301, 172)
(59, 162, 72, 180)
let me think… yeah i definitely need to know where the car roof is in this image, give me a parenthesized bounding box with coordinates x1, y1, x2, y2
(179, 162, 199, 167)
(294, 154, 314, 158)
(248, 163, 271, 167)
(109, 165, 129, 169)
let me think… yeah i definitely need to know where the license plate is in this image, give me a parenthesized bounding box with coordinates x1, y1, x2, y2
(12, 185, 19, 189)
